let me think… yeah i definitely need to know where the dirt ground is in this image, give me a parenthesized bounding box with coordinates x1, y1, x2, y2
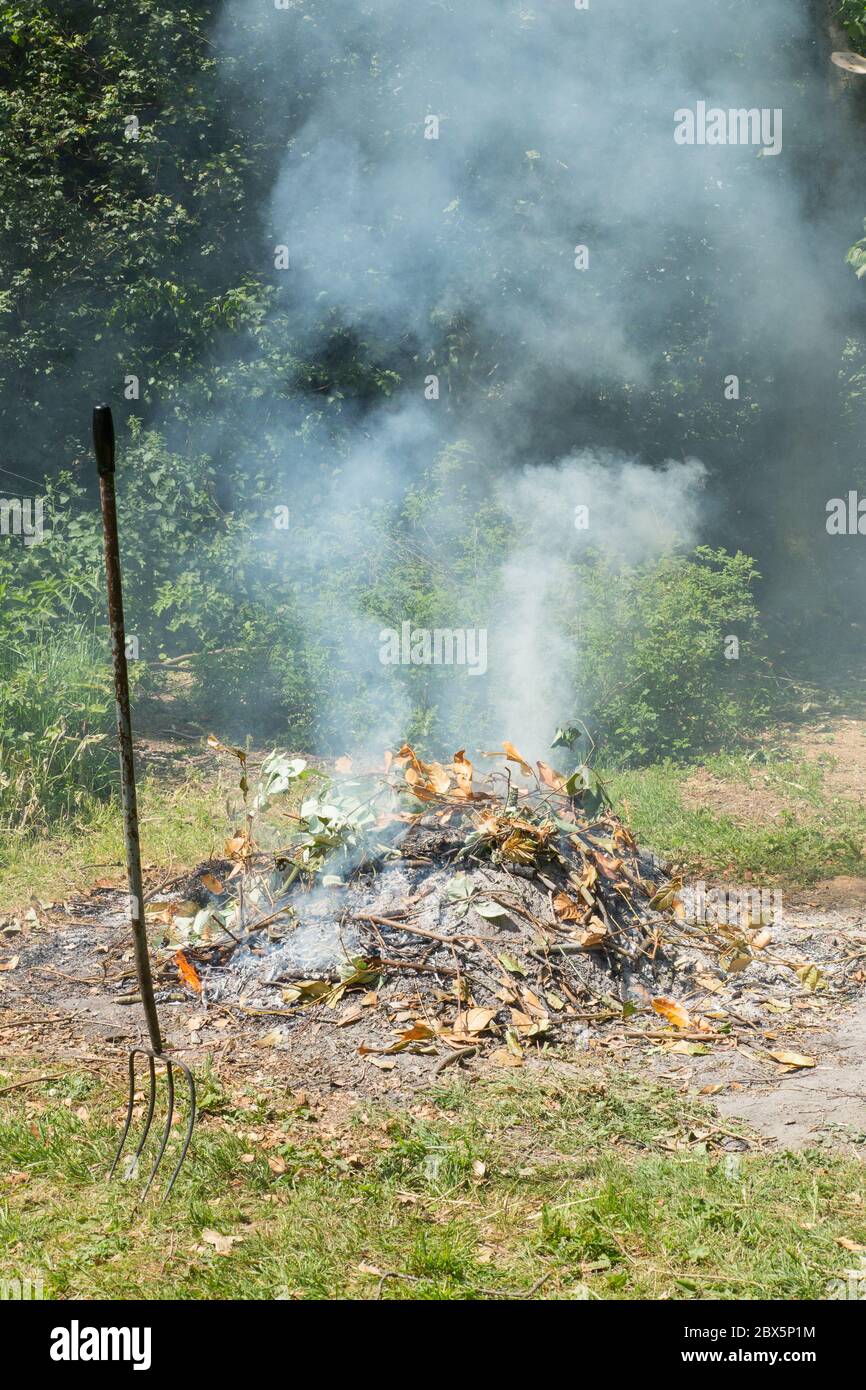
(794, 718, 866, 805)
(681, 769, 791, 824)
(638, 900, 866, 1152)
(667, 716, 866, 1147)
(716, 988, 866, 1151)
(2, 719, 864, 1152)
(2, 878, 864, 1153)
(682, 716, 866, 818)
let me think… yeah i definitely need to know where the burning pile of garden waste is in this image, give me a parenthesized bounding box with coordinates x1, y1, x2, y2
(138, 734, 839, 1081)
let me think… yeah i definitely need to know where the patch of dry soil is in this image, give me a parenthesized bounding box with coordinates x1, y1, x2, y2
(2, 880, 864, 1151)
(787, 877, 866, 911)
(716, 990, 866, 1151)
(792, 717, 866, 805)
(682, 717, 866, 827)
(644, 899, 866, 1153)
(681, 770, 790, 824)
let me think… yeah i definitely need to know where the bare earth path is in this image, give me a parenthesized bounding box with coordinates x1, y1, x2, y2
(716, 986, 866, 1151)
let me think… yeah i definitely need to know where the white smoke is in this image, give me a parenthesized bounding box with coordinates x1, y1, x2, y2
(489, 454, 706, 759)
(193, 0, 862, 754)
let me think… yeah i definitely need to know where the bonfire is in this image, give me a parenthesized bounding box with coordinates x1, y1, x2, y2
(140, 736, 820, 1076)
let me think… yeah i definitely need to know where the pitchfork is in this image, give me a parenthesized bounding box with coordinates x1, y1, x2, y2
(93, 404, 196, 1202)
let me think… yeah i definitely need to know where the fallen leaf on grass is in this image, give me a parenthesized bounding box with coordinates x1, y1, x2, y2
(490, 1046, 523, 1068)
(201, 1229, 243, 1256)
(1, 1171, 30, 1187)
(836, 1237, 866, 1253)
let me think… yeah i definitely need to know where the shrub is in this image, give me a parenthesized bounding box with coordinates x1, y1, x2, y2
(577, 547, 772, 763)
(838, 1, 866, 46)
(0, 623, 116, 831)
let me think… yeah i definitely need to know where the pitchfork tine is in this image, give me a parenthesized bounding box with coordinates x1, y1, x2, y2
(108, 1051, 138, 1180)
(94, 403, 196, 1201)
(130, 1054, 158, 1177)
(141, 1057, 174, 1201)
(159, 1059, 196, 1203)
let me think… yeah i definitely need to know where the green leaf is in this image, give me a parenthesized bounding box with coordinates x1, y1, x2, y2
(474, 900, 509, 920)
(552, 725, 582, 750)
(497, 952, 526, 975)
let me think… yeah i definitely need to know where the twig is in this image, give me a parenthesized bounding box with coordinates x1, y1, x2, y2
(0, 1074, 66, 1095)
(150, 646, 242, 668)
(353, 914, 498, 947)
(375, 956, 460, 979)
(231, 1004, 300, 1019)
(624, 1029, 732, 1042)
(0, 1013, 73, 1029)
(433, 1045, 477, 1074)
(117, 991, 185, 1006)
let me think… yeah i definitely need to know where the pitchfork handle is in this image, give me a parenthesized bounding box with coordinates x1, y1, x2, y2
(93, 405, 163, 1056)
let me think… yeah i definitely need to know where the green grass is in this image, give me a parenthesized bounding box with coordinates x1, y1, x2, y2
(0, 1063, 863, 1300)
(605, 759, 866, 884)
(702, 750, 828, 807)
(0, 774, 229, 907)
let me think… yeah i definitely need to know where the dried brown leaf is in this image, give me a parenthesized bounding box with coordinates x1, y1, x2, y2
(652, 996, 692, 1030)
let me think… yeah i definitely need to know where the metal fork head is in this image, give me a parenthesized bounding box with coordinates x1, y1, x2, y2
(109, 1048, 196, 1204)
